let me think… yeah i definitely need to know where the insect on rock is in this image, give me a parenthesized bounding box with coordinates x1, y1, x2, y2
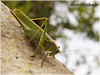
(10, 9, 62, 67)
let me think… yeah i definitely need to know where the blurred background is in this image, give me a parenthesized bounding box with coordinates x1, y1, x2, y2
(2, 0, 99, 75)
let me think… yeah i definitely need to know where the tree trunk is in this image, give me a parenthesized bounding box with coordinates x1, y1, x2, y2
(1, 2, 74, 74)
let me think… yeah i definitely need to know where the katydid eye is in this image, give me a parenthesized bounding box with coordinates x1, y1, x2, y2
(56, 50, 60, 53)
(56, 51, 58, 52)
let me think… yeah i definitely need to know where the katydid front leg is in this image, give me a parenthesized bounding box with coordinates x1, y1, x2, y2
(41, 52, 49, 67)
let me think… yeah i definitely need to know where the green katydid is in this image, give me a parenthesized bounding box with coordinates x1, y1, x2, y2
(10, 9, 61, 67)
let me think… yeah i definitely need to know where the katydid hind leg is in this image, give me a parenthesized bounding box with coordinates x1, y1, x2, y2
(28, 19, 47, 42)
(31, 17, 49, 21)
(30, 20, 48, 58)
(29, 17, 49, 42)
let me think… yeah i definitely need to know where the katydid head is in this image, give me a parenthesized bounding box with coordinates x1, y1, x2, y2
(49, 45, 61, 56)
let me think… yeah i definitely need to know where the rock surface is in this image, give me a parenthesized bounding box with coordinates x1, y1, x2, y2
(1, 2, 74, 74)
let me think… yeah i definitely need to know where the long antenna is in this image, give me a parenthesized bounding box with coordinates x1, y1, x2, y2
(60, 50, 79, 53)
(59, 53, 66, 67)
(60, 49, 90, 53)
(58, 49, 89, 67)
